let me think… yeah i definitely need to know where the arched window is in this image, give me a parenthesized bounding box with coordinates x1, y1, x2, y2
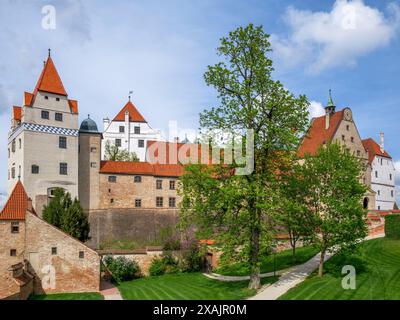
(363, 197, 369, 209)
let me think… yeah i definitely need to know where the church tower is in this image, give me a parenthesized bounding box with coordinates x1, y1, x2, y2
(7, 50, 79, 215)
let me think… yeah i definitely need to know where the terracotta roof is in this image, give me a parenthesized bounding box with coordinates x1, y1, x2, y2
(297, 110, 344, 158)
(13, 106, 22, 121)
(113, 100, 146, 123)
(34, 56, 67, 96)
(68, 99, 78, 114)
(362, 138, 391, 164)
(100, 161, 184, 177)
(24, 92, 34, 106)
(0, 181, 31, 220)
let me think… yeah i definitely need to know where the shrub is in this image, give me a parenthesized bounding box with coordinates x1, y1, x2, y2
(385, 214, 400, 239)
(180, 243, 203, 273)
(103, 256, 140, 283)
(149, 252, 179, 276)
(149, 257, 166, 276)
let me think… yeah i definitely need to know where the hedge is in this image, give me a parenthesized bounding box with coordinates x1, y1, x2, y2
(385, 214, 400, 239)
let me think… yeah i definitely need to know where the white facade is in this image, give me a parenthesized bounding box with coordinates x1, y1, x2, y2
(101, 102, 163, 161)
(370, 155, 396, 210)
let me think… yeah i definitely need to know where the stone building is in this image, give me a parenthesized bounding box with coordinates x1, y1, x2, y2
(101, 98, 163, 161)
(362, 135, 396, 210)
(7, 52, 79, 215)
(0, 181, 100, 300)
(297, 92, 377, 209)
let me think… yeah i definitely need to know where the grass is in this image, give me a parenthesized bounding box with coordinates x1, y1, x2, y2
(280, 238, 400, 300)
(118, 272, 279, 300)
(215, 245, 319, 276)
(29, 292, 103, 300)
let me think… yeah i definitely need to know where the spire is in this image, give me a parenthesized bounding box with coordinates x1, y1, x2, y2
(34, 53, 67, 96)
(327, 89, 335, 108)
(48, 48, 51, 57)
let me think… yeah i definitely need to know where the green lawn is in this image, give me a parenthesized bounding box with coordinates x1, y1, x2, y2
(280, 238, 400, 300)
(118, 272, 278, 300)
(215, 245, 319, 276)
(29, 292, 103, 300)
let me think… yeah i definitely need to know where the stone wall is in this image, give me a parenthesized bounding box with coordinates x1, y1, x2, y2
(88, 208, 179, 249)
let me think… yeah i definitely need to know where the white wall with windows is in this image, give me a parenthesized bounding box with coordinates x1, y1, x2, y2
(370, 155, 396, 210)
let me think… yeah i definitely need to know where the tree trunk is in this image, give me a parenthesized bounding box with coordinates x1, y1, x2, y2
(292, 245, 296, 264)
(248, 228, 261, 289)
(318, 248, 326, 277)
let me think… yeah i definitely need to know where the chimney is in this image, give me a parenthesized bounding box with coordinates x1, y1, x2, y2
(325, 110, 330, 130)
(380, 132, 384, 153)
(325, 90, 335, 130)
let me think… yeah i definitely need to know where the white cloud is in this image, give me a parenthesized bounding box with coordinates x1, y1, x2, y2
(0, 192, 7, 211)
(272, 0, 400, 74)
(308, 100, 325, 119)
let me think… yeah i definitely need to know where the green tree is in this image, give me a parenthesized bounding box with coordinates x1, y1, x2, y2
(42, 188, 90, 242)
(301, 143, 368, 277)
(180, 24, 309, 289)
(104, 140, 139, 162)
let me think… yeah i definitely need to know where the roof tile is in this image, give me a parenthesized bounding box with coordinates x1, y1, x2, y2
(113, 100, 146, 123)
(0, 181, 31, 220)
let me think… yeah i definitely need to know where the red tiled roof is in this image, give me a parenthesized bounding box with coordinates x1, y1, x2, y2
(13, 106, 22, 121)
(100, 161, 184, 177)
(362, 138, 391, 164)
(0, 181, 31, 220)
(68, 99, 78, 114)
(113, 100, 146, 123)
(34, 56, 67, 96)
(297, 110, 344, 158)
(24, 92, 34, 106)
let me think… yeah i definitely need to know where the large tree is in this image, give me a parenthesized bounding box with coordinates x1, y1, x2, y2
(43, 188, 90, 242)
(300, 143, 368, 277)
(180, 24, 309, 289)
(104, 140, 139, 162)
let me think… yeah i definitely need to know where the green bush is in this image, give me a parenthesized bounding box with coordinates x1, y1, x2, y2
(149, 257, 166, 276)
(180, 244, 203, 273)
(385, 214, 400, 239)
(103, 256, 140, 283)
(149, 252, 180, 276)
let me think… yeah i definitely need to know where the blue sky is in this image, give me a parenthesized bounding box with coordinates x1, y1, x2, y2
(0, 0, 399, 205)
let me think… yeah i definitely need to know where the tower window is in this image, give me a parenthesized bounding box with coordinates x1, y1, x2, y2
(115, 139, 121, 147)
(56, 97, 60, 102)
(51, 247, 57, 255)
(391, 190, 394, 197)
(135, 199, 142, 208)
(378, 190, 380, 196)
(134, 126, 140, 134)
(59, 136, 67, 149)
(390, 174, 393, 180)
(11, 167, 15, 179)
(375, 171, 378, 178)
(11, 222, 19, 234)
(79, 251, 84, 259)
(138, 140, 144, 148)
(44, 96, 49, 100)
(119, 126, 125, 133)
(10, 249, 17, 257)
(346, 125, 349, 131)
(350, 137, 354, 143)
(341, 135, 345, 141)
(156, 197, 163, 207)
(91, 147, 97, 153)
(90, 162, 97, 168)
(18, 139, 21, 149)
(134, 176, 142, 183)
(60, 163, 68, 175)
(41, 110, 49, 119)
(11, 140, 15, 152)
(32, 165, 39, 174)
(55, 113, 63, 121)
(108, 176, 117, 183)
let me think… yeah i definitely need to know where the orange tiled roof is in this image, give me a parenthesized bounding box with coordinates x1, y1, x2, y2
(34, 56, 67, 96)
(0, 181, 31, 220)
(362, 138, 391, 164)
(113, 100, 146, 123)
(13, 106, 22, 121)
(100, 161, 184, 177)
(297, 110, 344, 158)
(24, 92, 34, 106)
(68, 99, 78, 114)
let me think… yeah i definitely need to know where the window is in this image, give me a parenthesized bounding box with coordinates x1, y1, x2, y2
(51, 247, 57, 255)
(390, 174, 393, 181)
(8, 148, 10, 158)
(115, 139, 121, 147)
(378, 206, 381, 210)
(11, 140, 15, 152)
(90, 162, 97, 168)
(380, 158, 383, 165)
(108, 176, 117, 183)
(11, 167, 15, 179)
(41, 110, 49, 119)
(59, 136, 67, 149)
(10, 249, 17, 257)
(375, 171, 378, 178)
(135, 199, 142, 208)
(18, 139, 21, 149)
(346, 125, 349, 131)
(134, 176, 142, 183)
(378, 190, 380, 196)
(79, 251, 84, 259)
(341, 135, 345, 141)
(31, 165, 39, 174)
(55, 113, 63, 121)
(357, 150, 360, 157)
(138, 139, 144, 148)
(110, 198, 114, 204)
(119, 126, 125, 133)
(156, 197, 163, 207)
(350, 137, 354, 143)
(11, 222, 19, 234)
(60, 163, 68, 175)
(391, 190, 394, 197)
(45, 95, 49, 100)
(169, 180, 175, 190)
(91, 147, 97, 153)
(56, 97, 60, 102)
(156, 179, 162, 189)
(169, 197, 176, 208)
(134, 126, 140, 134)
